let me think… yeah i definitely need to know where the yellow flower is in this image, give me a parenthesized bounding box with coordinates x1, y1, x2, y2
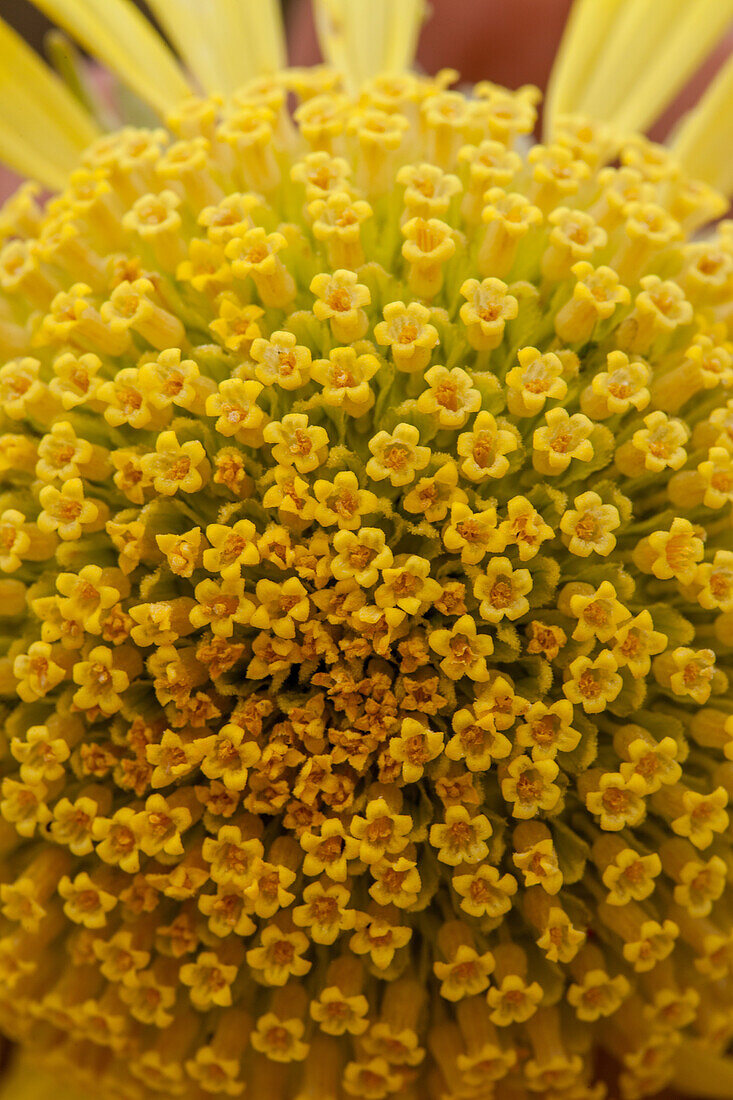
(452, 863, 517, 919)
(389, 716, 444, 784)
(563, 651, 623, 714)
(140, 429, 207, 496)
(429, 614, 494, 681)
(250, 330, 311, 390)
(429, 805, 492, 866)
(373, 300, 439, 373)
(506, 346, 568, 416)
(459, 276, 518, 350)
(533, 407, 594, 474)
(515, 700, 581, 759)
(567, 966, 630, 1022)
(434, 941, 495, 1001)
(501, 756, 562, 819)
(415, 364, 480, 429)
(307, 190, 373, 270)
(366, 423, 430, 487)
(487, 973, 543, 1027)
(401, 215, 456, 298)
(209, 296, 264, 354)
(473, 556, 533, 623)
(310, 269, 371, 342)
(1, 3, 733, 1096)
(457, 410, 518, 481)
(560, 490, 621, 557)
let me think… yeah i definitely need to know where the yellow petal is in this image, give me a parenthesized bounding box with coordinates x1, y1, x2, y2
(0, 122, 69, 192)
(28, 0, 191, 116)
(671, 53, 733, 195)
(608, 0, 733, 133)
(544, 0, 628, 135)
(673, 1043, 733, 1098)
(546, 0, 733, 139)
(314, 0, 426, 92)
(0, 15, 99, 189)
(574, 0, 690, 123)
(147, 0, 286, 95)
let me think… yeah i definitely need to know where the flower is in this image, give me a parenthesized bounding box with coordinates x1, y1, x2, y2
(0, 2, 732, 1098)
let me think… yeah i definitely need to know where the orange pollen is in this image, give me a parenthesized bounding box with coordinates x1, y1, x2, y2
(710, 572, 731, 599)
(578, 671, 602, 698)
(331, 366, 355, 388)
(516, 772, 542, 802)
(266, 1026, 291, 1050)
(448, 822, 475, 848)
(435, 380, 460, 411)
(532, 716, 559, 745)
(504, 989, 526, 1006)
(348, 546, 374, 569)
(246, 244, 268, 264)
(384, 443, 410, 470)
(393, 574, 419, 597)
(0, 526, 17, 551)
(449, 635, 474, 663)
(623, 860, 645, 884)
(366, 816, 393, 844)
(584, 602, 610, 627)
(397, 323, 418, 344)
(334, 491, 358, 517)
(620, 631, 641, 658)
(275, 354, 294, 376)
(318, 837, 342, 863)
(58, 499, 82, 522)
(168, 457, 191, 481)
(490, 578, 514, 607)
(575, 514, 600, 541)
(77, 889, 100, 912)
(210, 596, 239, 619)
(327, 288, 353, 312)
(69, 368, 90, 392)
(221, 534, 247, 564)
(271, 940, 295, 966)
(477, 301, 502, 322)
(310, 896, 338, 921)
(473, 435, 496, 468)
(552, 428, 574, 454)
(453, 960, 479, 982)
(382, 867, 407, 892)
(603, 788, 630, 814)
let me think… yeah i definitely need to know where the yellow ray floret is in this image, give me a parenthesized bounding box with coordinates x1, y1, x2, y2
(545, 0, 733, 141)
(29, 0, 191, 116)
(0, 16, 100, 189)
(147, 0, 286, 96)
(671, 53, 733, 195)
(606, 0, 733, 134)
(544, 0, 628, 134)
(314, 0, 426, 91)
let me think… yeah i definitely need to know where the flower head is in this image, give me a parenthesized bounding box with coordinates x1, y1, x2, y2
(0, 4, 732, 1099)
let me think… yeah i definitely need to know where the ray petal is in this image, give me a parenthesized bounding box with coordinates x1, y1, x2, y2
(314, 0, 425, 92)
(544, 0, 629, 135)
(147, 0, 286, 95)
(29, 0, 191, 116)
(608, 0, 733, 133)
(671, 52, 733, 194)
(0, 15, 100, 188)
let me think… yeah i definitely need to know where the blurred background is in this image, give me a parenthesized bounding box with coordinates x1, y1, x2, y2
(1, 0, 731, 187)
